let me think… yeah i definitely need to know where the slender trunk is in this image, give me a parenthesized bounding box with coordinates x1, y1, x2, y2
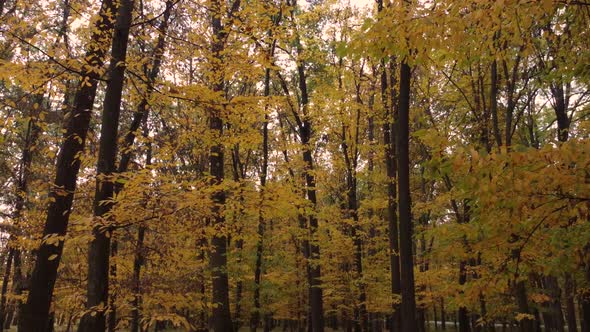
(209, 1, 237, 330)
(367, 87, 380, 331)
(281, 16, 323, 326)
(231, 145, 246, 331)
(417, 230, 428, 332)
(479, 293, 489, 332)
(397, 57, 417, 332)
(515, 280, 534, 332)
(18, 1, 116, 329)
(208, 65, 233, 332)
(441, 298, 446, 330)
(367, 89, 376, 252)
(3, 235, 24, 330)
(534, 308, 542, 332)
(234, 238, 244, 331)
(565, 273, 578, 332)
(130, 125, 151, 330)
(276, 115, 308, 332)
(0, 92, 43, 329)
(343, 135, 366, 332)
(251, 16, 280, 329)
(0, 250, 14, 329)
(78, 1, 134, 330)
(434, 302, 438, 330)
(130, 226, 146, 332)
(337, 64, 367, 332)
(458, 260, 471, 332)
(107, 240, 118, 332)
(252, 54, 273, 331)
(490, 59, 502, 148)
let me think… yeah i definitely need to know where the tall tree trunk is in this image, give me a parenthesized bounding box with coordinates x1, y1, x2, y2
(285, 6, 323, 326)
(252, 24, 276, 327)
(343, 125, 366, 332)
(122, 1, 171, 327)
(367, 82, 381, 332)
(18, 1, 116, 329)
(231, 145, 247, 331)
(276, 114, 309, 332)
(397, 52, 418, 332)
(384, 66, 402, 332)
(376, 2, 402, 330)
(130, 114, 153, 332)
(77, 1, 134, 330)
(208, 1, 240, 330)
(336, 61, 367, 332)
(298, 61, 324, 332)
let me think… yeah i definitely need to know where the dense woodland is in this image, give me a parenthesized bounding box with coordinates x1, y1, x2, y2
(0, 0, 589, 331)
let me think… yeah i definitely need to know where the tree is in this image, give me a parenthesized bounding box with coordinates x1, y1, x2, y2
(0, 0, 587, 331)
(77, 0, 134, 330)
(18, 0, 117, 329)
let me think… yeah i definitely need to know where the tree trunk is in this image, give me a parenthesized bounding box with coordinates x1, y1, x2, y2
(397, 53, 418, 332)
(490, 59, 502, 149)
(380, 56, 402, 332)
(107, 240, 118, 332)
(0, 250, 14, 329)
(458, 260, 471, 332)
(18, 1, 116, 329)
(77, 1, 134, 330)
(252, 39, 275, 329)
(298, 62, 324, 331)
(288, 15, 324, 326)
(542, 275, 565, 332)
(441, 298, 446, 330)
(434, 302, 438, 330)
(130, 225, 146, 332)
(552, 83, 570, 142)
(208, 1, 238, 330)
(231, 145, 247, 332)
(564, 273, 578, 332)
(581, 295, 590, 332)
(376, 1, 402, 329)
(515, 280, 534, 332)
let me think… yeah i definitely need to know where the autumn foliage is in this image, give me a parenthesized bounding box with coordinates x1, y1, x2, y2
(0, 0, 589, 331)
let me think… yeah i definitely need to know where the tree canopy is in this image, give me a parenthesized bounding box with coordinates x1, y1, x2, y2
(0, 0, 589, 331)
